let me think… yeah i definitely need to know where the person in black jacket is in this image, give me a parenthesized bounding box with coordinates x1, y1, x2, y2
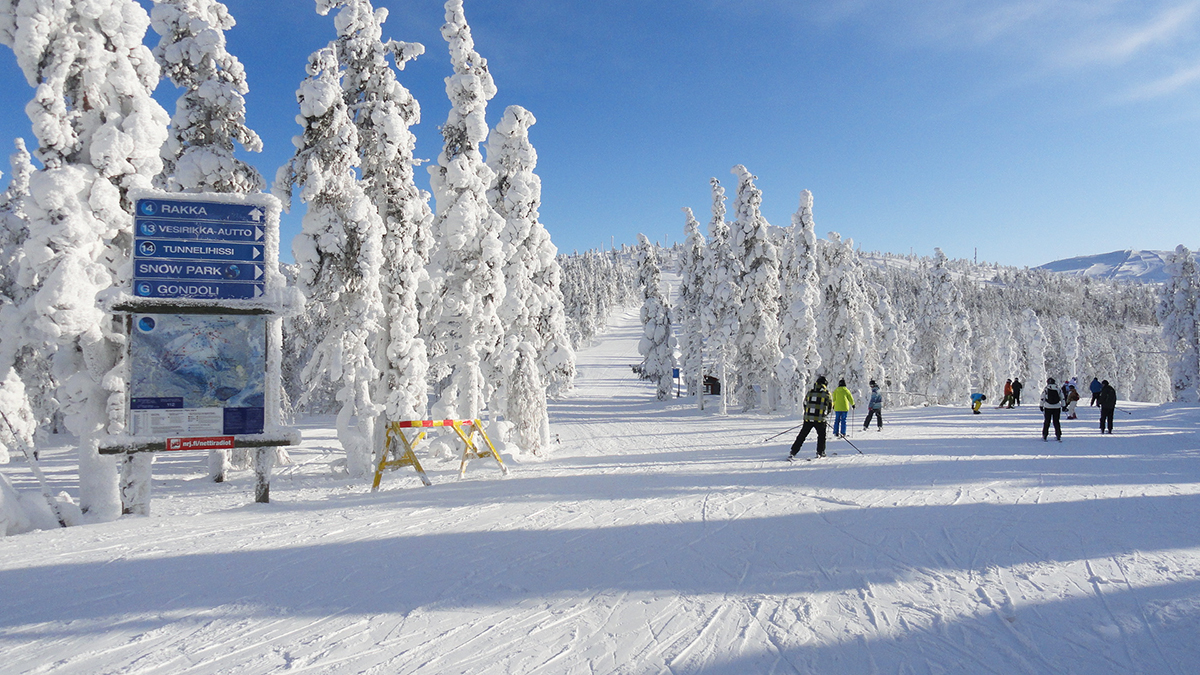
(1011, 378, 1024, 406)
(1040, 378, 1064, 442)
(1098, 380, 1118, 434)
(789, 376, 834, 460)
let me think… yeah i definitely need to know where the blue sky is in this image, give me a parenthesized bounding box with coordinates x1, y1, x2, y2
(1, 0, 1199, 267)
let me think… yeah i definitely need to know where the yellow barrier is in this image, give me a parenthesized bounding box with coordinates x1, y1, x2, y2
(371, 419, 508, 491)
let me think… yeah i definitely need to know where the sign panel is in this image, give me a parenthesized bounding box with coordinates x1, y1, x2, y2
(137, 219, 265, 243)
(134, 280, 265, 300)
(129, 314, 266, 436)
(133, 197, 268, 300)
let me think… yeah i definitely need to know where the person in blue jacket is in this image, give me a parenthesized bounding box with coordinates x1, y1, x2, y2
(970, 392, 987, 414)
(862, 381, 883, 430)
(1089, 377, 1103, 406)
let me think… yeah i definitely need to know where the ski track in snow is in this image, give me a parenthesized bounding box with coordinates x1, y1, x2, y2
(4, 306, 1200, 673)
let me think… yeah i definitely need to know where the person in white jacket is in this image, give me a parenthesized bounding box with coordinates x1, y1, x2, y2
(1040, 377, 1064, 442)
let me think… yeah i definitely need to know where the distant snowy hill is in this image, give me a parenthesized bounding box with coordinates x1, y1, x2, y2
(1035, 249, 1189, 283)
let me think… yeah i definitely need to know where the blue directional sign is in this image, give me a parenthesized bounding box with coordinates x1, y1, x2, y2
(135, 239, 263, 263)
(133, 197, 270, 301)
(134, 259, 264, 282)
(137, 199, 267, 224)
(137, 219, 265, 243)
(134, 280, 265, 300)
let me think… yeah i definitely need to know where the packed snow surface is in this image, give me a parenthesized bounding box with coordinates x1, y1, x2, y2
(3, 307, 1200, 674)
(1036, 249, 1186, 283)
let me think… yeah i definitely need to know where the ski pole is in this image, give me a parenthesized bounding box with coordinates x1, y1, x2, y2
(0, 410, 67, 528)
(763, 423, 803, 443)
(839, 433, 864, 455)
(1115, 407, 1133, 415)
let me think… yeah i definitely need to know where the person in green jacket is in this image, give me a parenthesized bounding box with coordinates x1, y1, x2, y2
(831, 378, 855, 438)
(789, 376, 834, 460)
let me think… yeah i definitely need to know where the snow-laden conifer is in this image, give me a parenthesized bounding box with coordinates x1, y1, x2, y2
(729, 165, 782, 411)
(274, 46, 384, 478)
(1, 0, 169, 521)
(701, 178, 739, 414)
(1158, 245, 1200, 401)
(1017, 308, 1048, 392)
(0, 139, 57, 450)
(816, 232, 876, 392)
(777, 190, 822, 413)
(678, 207, 707, 402)
(425, 0, 506, 420)
(321, 0, 432, 425)
(151, 0, 263, 193)
(635, 234, 675, 400)
(924, 249, 973, 403)
(485, 105, 574, 452)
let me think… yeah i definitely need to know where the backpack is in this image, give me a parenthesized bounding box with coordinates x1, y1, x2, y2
(1044, 387, 1061, 405)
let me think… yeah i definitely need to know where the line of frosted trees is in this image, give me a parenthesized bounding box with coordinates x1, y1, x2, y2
(0, 0, 573, 522)
(635, 166, 1173, 412)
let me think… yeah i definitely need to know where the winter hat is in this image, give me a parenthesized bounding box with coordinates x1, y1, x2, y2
(1047, 377, 1056, 384)
(838, 379, 846, 387)
(816, 375, 828, 385)
(1102, 380, 1109, 386)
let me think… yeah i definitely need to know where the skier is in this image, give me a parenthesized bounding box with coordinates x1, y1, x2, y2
(789, 376, 833, 460)
(863, 381, 883, 430)
(998, 379, 1015, 408)
(1065, 385, 1080, 419)
(1088, 377, 1102, 406)
(1011, 378, 1023, 406)
(970, 392, 987, 414)
(1098, 380, 1117, 434)
(831, 378, 855, 438)
(1040, 377, 1064, 442)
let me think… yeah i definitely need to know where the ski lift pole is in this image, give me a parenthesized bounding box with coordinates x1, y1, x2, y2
(0, 410, 67, 528)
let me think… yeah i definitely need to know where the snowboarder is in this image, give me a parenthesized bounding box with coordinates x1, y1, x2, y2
(863, 381, 883, 430)
(1088, 377, 1102, 406)
(789, 376, 833, 460)
(998, 379, 1015, 408)
(831, 379, 855, 438)
(1065, 385, 1080, 419)
(1011, 378, 1023, 406)
(1040, 377, 1063, 442)
(970, 392, 987, 414)
(1098, 380, 1117, 434)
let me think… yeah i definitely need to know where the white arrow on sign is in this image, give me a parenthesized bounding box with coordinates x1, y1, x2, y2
(254, 286, 264, 298)
(253, 247, 262, 259)
(255, 226, 264, 240)
(255, 265, 264, 280)
(249, 208, 264, 222)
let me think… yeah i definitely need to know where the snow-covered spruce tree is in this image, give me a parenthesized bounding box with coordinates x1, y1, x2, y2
(678, 207, 707, 401)
(777, 190, 822, 413)
(1158, 244, 1200, 401)
(0, 139, 37, 463)
(816, 232, 876, 393)
(1017, 308, 1048, 393)
(424, 0, 506, 420)
(0, 0, 169, 521)
(151, 0, 263, 193)
(152, 0, 266, 480)
(924, 248, 972, 403)
(729, 165, 781, 411)
(701, 178, 739, 414)
(321, 0, 432, 427)
(274, 46, 385, 478)
(635, 234, 675, 400)
(485, 105, 574, 453)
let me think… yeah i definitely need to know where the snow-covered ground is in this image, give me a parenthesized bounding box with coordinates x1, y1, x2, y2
(3, 307, 1200, 674)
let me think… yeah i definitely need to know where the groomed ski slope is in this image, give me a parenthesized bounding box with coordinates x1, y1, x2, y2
(3, 307, 1200, 675)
